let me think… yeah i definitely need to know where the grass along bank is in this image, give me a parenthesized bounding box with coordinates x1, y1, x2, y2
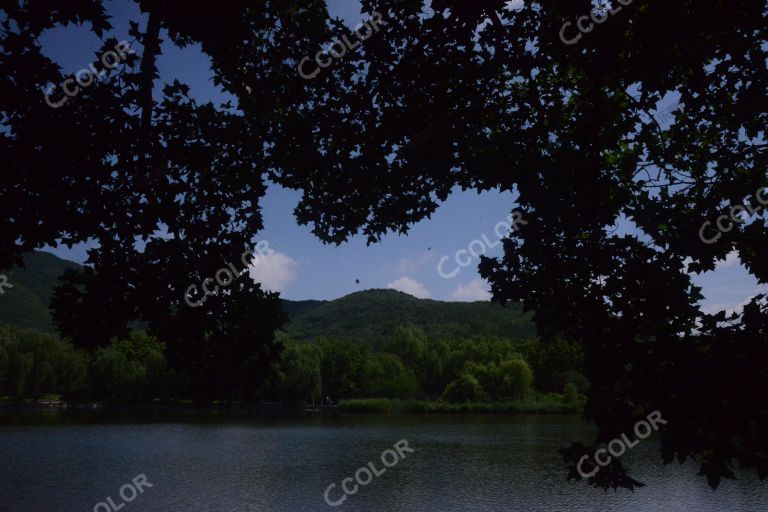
(338, 394, 585, 414)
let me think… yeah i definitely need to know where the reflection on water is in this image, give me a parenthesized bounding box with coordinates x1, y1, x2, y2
(0, 412, 765, 512)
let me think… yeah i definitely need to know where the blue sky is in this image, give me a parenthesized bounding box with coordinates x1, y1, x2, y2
(36, 0, 765, 311)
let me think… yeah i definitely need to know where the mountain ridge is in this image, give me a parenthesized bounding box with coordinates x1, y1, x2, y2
(0, 251, 81, 332)
(0, 252, 535, 345)
(280, 288, 534, 346)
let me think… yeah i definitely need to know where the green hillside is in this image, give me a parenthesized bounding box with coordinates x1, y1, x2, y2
(280, 289, 535, 347)
(279, 299, 325, 319)
(0, 253, 535, 345)
(0, 252, 82, 333)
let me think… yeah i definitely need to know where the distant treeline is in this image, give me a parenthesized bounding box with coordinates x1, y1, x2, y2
(0, 324, 587, 406)
(0, 325, 165, 402)
(269, 325, 588, 405)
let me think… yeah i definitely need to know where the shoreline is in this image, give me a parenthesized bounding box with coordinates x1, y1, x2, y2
(338, 398, 583, 415)
(0, 398, 583, 416)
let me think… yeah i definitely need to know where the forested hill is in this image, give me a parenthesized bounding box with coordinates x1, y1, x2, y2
(0, 253, 535, 344)
(0, 252, 81, 332)
(280, 289, 535, 347)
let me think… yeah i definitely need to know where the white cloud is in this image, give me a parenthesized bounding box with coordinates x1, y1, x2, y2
(387, 276, 430, 299)
(248, 251, 298, 293)
(715, 250, 740, 269)
(450, 278, 492, 302)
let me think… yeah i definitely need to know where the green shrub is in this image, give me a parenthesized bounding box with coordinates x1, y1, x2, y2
(269, 341, 322, 403)
(0, 324, 88, 398)
(560, 369, 590, 394)
(563, 382, 579, 404)
(496, 358, 534, 401)
(362, 353, 420, 399)
(89, 331, 166, 402)
(442, 373, 490, 403)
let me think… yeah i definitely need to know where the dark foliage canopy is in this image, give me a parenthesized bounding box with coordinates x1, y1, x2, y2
(2, 0, 767, 490)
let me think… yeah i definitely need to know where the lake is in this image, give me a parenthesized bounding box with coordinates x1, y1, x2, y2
(0, 411, 765, 511)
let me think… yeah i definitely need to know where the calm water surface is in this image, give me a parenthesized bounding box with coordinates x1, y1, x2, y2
(0, 412, 765, 511)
